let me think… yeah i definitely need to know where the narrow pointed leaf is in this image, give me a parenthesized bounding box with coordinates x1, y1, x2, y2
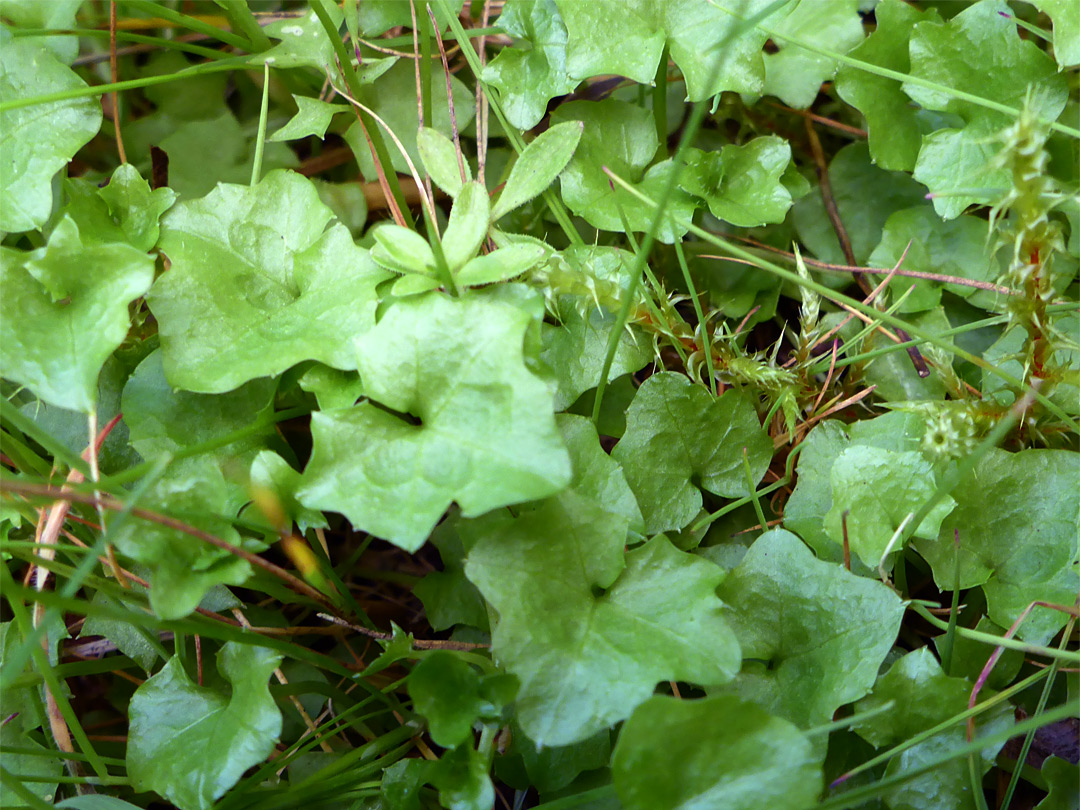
(491, 120, 584, 221)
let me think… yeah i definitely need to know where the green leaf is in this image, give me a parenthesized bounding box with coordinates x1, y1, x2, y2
(413, 514, 489, 632)
(824, 446, 955, 570)
(250, 450, 328, 533)
(551, 99, 696, 243)
(372, 223, 438, 275)
(96, 164, 177, 252)
(0, 722, 61, 806)
(868, 206, 999, 312)
(541, 298, 653, 411)
(553, 0, 779, 100)
(56, 797, 146, 810)
(835, 0, 942, 172)
(498, 725, 611, 794)
(716, 529, 905, 729)
(792, 142, 926, 265)
(932, 617, 1022, 687)
(905, 0, 1068, 218)
(259, 4, 341, 70)
(409, 652, 503, 748)
(429, 744, 496, 810)
(1029, 0, 1080, 67)
(128, 643, 283, 810)
(761, 0, 864, 109)
(418, 126, 470, 198)
(482, 0, 580, 131)
(356, 0, 465, 36)
(269, 95, 351, 142)
(108, 460, 261, 620)
(156, 111, 299, 201)
(150, 170, 389, 394)
(0, 0, 82, 64)
(681, 136, 795, 227)
(912, 447, 1080, 644)
(0, 218, 154, 412)
(456, 243, 546, 287)
(442, 181, 490, 271)
(611, 372, 773, 535)
(851, 648, 1013, 810)
(83, 590, 162, 672)
(1036, 756, 1080, 810)
(297, 363, 365, 410)
(612, 694, 823, 810)
(0, 37, 101, 233)
(466, 513, 739, 746)
(492, 120, 584, 221)
(121, 349, 276, 465)
(298, 288, 571, 550)
(345, 60, 475, 182)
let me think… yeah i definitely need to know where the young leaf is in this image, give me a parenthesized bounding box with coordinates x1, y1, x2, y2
(716, 529, 905, 729)
(269, 95, 351, 142)
(551, 101, 696, 242)
(613, 695, 823, 810)
(835, 0, 942, 172)
(150, 170, 390, 394)
(442, 181, 490, 271)
(0, 218, 154, 412)
(128, 644, 283, 810)
(418, 126, 470, 198)
(372, 223, 438, 275)
(466, 514, 739, 746)
(0, 36, 101, 233)
(482, 0, 580, 130)
(298, 288, 571, 550)
(413, 514, 489, 633)
(612, 372, 773, 535)
(912, 447, 1080, 645)
(408, 652, 489, 748)
(492, 120, 584, 221)
(455, 243, 546, 287)
(681, 137, 796, 228)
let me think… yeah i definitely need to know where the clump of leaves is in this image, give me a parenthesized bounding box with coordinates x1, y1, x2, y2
(1, 1, 1078, 810)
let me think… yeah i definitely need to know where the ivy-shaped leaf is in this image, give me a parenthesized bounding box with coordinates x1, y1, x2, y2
(905, 0, 1068, 218)
(0, 0, 82, 64)
(716, 529, 905, 729)
(60, 164, 177, 253)
(912, 447, 1080, 645)
(612, 372, 773, 535)
(553, 0, 779, 100)
(150, 170, 389, 394)
(613, 695, 822, 810)
(835, 0, 942, 172)
(542, 300, 653, 411)
(551, 99, 696, 243)
(128, 644, 282, 810)
(408, 652, 514, 749)
(761, 0, 864, 110)
(0, 36, 102, 233)
(0, 218, 154, 412)
(466, 513, 739, 746)
(824, 446, 955, 570)
(269, 95, 351, 142)
(298, 287, 571, 550)
(852, 649, 1013, 810)
(483, 0, 580, 131)
(792, 142, 926, 265)
(108, 459, 262, 620)
(681, 136, 796, 228)
(413, 515, 489, 633)
(1029, 0, 1080, 67)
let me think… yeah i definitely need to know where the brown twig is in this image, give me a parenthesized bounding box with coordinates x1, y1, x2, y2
(109, 0, 127, 164)
(317, 613, 488, 651)
(765, 100, 867, 138)
(476, 0, 492, 185)
(804, 118, 928, 376)
(428, 6, 467, 185)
